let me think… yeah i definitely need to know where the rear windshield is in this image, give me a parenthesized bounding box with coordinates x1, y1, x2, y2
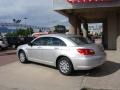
(68, 36, 93, 45)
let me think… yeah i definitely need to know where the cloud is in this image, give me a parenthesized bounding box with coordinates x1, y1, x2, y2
(0, 0, 68, 27)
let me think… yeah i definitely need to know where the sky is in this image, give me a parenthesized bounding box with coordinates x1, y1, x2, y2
(0, 0, 68, 27)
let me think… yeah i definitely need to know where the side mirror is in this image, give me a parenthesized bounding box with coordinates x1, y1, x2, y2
(28, 42, 33, 46)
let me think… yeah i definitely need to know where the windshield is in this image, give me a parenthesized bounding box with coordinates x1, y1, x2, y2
(68, 36, 93, 45)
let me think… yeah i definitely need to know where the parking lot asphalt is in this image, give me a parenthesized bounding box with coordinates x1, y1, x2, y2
(0, 50, 120, 90)
(0, 50, 17, 66)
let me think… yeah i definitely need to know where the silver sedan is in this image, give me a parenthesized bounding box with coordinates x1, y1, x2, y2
(17, 34, 106, 75)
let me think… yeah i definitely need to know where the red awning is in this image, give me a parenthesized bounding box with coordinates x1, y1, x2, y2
(32, 32, 48, 37)
(67, 0, 113, 4)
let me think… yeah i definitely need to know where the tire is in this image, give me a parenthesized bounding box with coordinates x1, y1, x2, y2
(58, 57, 73, 75)
(18, 51, 28, 63)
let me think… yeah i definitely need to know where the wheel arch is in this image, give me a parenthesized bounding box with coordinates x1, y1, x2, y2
(56, 55, 73, 69)
(18, 49, 28, 58)
(18, 49, 24, 55)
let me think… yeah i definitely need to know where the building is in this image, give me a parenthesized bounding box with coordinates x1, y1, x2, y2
(88, 23, 102, 35)
(53, 0, 120, 50)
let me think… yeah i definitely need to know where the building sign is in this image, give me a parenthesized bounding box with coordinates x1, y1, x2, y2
(67, 0, 113, 4)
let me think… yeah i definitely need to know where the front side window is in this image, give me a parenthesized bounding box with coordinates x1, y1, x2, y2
(32, 38, 41, 46)
(32, 37, 49, 46)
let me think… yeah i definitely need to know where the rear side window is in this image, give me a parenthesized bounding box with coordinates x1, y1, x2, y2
(51, 37, 66, 46)
(69, 37, 93, 45)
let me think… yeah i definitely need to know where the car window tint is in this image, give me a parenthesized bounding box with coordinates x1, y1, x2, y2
(32, 37, 66, 46)
(32, 38, 41, 46)
(51, 37, 66, 46)
(69, 36, 93, 45)
(32, 37, 49, 46)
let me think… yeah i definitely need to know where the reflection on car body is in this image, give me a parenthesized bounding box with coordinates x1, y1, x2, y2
(17, 34, 106, 75)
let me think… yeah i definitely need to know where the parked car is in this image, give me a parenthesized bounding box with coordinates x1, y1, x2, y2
(0, 38, 8, 51)
(17, 34, 106, 75)
(6, 36, 33, 48)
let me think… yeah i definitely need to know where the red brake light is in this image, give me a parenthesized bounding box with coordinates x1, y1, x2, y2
(77, 49, 95, 55)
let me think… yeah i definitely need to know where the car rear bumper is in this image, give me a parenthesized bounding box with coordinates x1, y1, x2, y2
(71, 55, 106, 70)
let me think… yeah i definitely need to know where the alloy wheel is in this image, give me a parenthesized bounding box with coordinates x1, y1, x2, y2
(58, 57, 73, 75)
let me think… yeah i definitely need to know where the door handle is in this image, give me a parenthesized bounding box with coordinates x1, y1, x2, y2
(54, 48, 59, 50)
(38, 46, 42, 48)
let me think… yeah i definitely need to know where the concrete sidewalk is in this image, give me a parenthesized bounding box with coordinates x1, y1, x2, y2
(81, 51, 120, 90)
(0, 51, 119, 90)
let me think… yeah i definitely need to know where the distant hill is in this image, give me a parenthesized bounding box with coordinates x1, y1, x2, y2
(0, 27, 16, 33)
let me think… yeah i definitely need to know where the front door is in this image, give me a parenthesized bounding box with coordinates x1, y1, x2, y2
(27, 38, 45, 62)
(42, 37, 67, 65)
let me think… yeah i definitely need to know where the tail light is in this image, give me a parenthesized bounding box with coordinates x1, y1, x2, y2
(77, 49, 95, 55)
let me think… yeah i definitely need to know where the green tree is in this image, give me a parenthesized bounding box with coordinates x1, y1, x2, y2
(6, 32, 17, 37)
(6, 28, 34, 37)
(54, 25, 67, 33)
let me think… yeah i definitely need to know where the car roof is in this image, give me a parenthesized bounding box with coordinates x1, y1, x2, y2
(38, 34, 82, 38)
